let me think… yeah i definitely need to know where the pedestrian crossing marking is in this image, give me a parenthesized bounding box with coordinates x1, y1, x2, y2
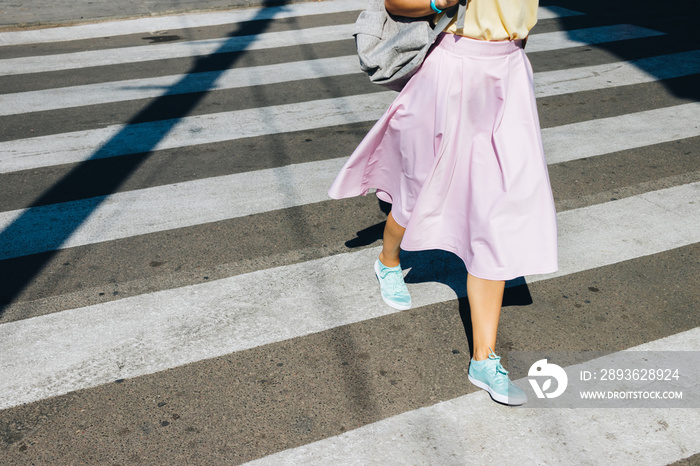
(526, 24, 664, 53)
(0, 24, 356, 77)
(1, 182, 698, 409)
(542, 102, 700, 164)
(1, 89, 698, 175)
(0, 3, 698, 463)
(245, 327, 700, 465)
(0, 0, 365, 47)
(3, 49, 699, 116)
(0, 24, 663, 76)
(1, 102, 698, 261)
(535, 49, 700, 97)
(0, 2, 583, 47)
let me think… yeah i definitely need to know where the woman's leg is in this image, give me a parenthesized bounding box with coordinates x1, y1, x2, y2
(378, 211, 405, 267)
(375, 211, 412, 310)
(467, 273, 505, 361)
(467, 273, 527, 404)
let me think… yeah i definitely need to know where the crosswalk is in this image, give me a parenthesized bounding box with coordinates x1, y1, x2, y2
(2, 49, 700, 116)
(0, 0, 698, 463)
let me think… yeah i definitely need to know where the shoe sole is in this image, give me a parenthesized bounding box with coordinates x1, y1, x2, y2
(374, 261, 412, 311)
(468, 374, 527, 406)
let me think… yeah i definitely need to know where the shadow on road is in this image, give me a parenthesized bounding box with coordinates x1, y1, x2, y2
(544, 0, 700, 101)
(0, 0, 292, 314)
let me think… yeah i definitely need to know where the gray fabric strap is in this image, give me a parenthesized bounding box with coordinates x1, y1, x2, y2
(455, 0, 467, 30)
(431, 1, 462, 40)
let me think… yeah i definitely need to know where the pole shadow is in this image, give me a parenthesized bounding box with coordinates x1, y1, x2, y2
(0, 0, 291, 315)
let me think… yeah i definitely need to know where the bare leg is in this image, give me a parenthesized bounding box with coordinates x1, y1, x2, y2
(467, 273, 505, 361)
(378, 211, 405, 267)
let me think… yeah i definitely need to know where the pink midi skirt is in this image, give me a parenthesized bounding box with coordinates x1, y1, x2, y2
(329, 33, 558, 281)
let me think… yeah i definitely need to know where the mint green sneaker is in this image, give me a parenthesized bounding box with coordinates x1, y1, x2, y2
(468, 348, 527, 406)
(374, 259, 412, 310)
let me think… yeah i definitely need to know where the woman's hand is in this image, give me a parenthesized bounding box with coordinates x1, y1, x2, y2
(385, 0, 459, 17)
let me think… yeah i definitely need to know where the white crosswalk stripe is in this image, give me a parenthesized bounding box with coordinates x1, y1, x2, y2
(0, 2, 698, 464)
(0, 0, 368, 46)
(3, 49, 699, 116)
(3, 96, 698, 175)
(246, 327, 700, 466)
(0, 24, 356, 76)
(0, 24, 663, 76)
(535, 49, 700, 97)
(1, 103, 699, 259)
(1, 182, 698, 409)
(0, 2, 583, 47)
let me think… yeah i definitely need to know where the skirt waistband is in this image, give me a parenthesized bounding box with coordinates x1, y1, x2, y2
(434, 32, 523, 56)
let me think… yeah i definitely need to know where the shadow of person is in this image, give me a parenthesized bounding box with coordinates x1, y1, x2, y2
(345, 196, 534, 307)
(400, 249, 533, 306)
(344, 198, 392, 248)
(345, 196, 535, 356)
(344, 221, 386, 248)
(401, 249, 533, 357)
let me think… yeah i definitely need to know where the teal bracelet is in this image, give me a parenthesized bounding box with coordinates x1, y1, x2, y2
(430, 0, 443, 14)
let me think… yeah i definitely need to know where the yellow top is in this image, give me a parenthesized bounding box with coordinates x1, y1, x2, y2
(437, 0, 538, 41)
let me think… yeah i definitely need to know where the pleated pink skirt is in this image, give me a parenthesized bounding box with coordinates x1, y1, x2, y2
(329, 32, 558, 280)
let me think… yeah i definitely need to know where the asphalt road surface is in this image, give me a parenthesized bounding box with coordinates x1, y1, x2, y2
(0, 0, 699, 463)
